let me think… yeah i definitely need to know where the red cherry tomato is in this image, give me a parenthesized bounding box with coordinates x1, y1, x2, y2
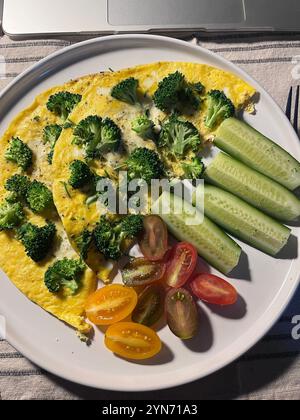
(139, 216, 168, 261)
(190, 274, 238, 306)
(165, 242, 198, 288)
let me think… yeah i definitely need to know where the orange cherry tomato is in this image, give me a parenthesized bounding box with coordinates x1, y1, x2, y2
(139, 215, 169, 261)
(190, 274, 238, 306)
(85, 285, 138, 326)
(105, 322, 162, 360)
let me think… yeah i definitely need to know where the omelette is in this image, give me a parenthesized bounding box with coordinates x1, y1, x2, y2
(0, 74, 103, 333)
(52, 62, 256, 281)
(0, 61, 255, 334)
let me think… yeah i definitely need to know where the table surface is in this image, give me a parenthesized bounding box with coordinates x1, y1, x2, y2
(0, 32, 300, 400)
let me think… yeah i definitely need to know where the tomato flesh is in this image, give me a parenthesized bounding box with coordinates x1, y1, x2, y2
(132, 284, 165, 327)
(85, 285, 137, 325)
(165, 242, 198, 288)
(139, 215, 168, 261)
(105, 322, 162, 360)
(165, 288, 199, 340)
(121, 258, 166, 287)
(190, 274, 238, 306)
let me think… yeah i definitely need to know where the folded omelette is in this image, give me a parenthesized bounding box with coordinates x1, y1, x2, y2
(0, 75, 102, 333)
(52, 62, 255, 280)
(0, 62, 255, 333)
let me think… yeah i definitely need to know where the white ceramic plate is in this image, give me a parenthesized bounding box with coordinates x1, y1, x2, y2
(0, 35, 299, 392)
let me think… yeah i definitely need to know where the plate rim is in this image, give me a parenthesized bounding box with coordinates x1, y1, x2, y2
(0, 34, 300, 392)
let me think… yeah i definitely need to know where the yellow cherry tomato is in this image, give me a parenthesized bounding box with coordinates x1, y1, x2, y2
(85, 285, 137, 326)
(105, 322, 162, 360)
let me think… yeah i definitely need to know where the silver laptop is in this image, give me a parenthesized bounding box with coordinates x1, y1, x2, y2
(2, 0, 300, 39)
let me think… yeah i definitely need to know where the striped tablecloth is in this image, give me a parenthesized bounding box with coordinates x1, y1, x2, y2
(0, 33, 300, 401)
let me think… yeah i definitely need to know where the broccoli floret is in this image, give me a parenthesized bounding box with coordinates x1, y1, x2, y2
(46, 91, 82, 121)
(73, 115, 102, 147)
(68, 160, 94, 189)
(153, 72, 203, 113)
(75, 229, 93, 260)
(159, 114, 201, 158)
(44, 258, 85, 294)
(131, 114, 156, 141)
(93, 214, 144, 260)
(205, 90, 235, 129)
(182, 156, 205, 180)
(99, 118, 121, 154)
(0, 199, 24, 231)
(26, 180, 53, 213)
(125, 147, 165, 184)
(5, 175, 52, 213)
(43, 124, 63, 164)
(5, 174, 30, 200)
(17, 221, 56, 262)
(111, 77, 139, 105)
(5, 137, 33, 172)
(73, 115, 121, 160)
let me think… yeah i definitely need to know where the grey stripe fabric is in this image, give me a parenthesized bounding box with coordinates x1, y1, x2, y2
(0, 33, 300, 400)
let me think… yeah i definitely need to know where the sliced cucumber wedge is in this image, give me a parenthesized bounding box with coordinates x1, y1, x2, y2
(194, 184, 291, 256)
(215, 118, 300, 191)
(205, 152, 300, 222)
(152, 191, 242, 275)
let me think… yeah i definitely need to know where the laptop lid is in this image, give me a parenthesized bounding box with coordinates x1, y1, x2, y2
(3, 0, 300, 38)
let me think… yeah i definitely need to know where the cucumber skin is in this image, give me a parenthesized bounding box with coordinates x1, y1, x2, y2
(215, 118, 300, 191)
(196, 184, 291, 256)
(152, 192, 242, 275)
(205, 152, 300, 222)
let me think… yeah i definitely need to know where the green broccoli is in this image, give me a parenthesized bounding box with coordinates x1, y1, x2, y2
(26, 180, 53, 213)
(17, 221, 56, 262)
(111, 77, 139, 105)
(5, 174, 31, 200)
(73, 115, 120, 160)
(93, 214, 144, 260)
(205, 90, 235, 129)
(182, 156, 205, 180)
(44, 258, 85, 294)
(0, 199, 25, 231)
(43, 124, 63, 164)
(131, 114, 156, 141)
(125, 147, 165, 184)
(5, 137, 33, 172)
(75, 229, 93, 260)
(100, 118, 121, 154)
(68, 160, 94, 189)
(159, 114, 201, 158)
(46, 91, 82, 121)
(153, 72, 203, 113)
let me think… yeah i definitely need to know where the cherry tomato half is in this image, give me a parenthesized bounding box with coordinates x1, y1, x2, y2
(105, 322, 162, 360)
(121, 258, 166, 287)
(85, 285, 138, 326)
(165, 288, 199, 340)
(132, 284, 165, 327)
(190, 274, 238, 306)
(165, 242, 198, 288)
(139, 215, 168, 261)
